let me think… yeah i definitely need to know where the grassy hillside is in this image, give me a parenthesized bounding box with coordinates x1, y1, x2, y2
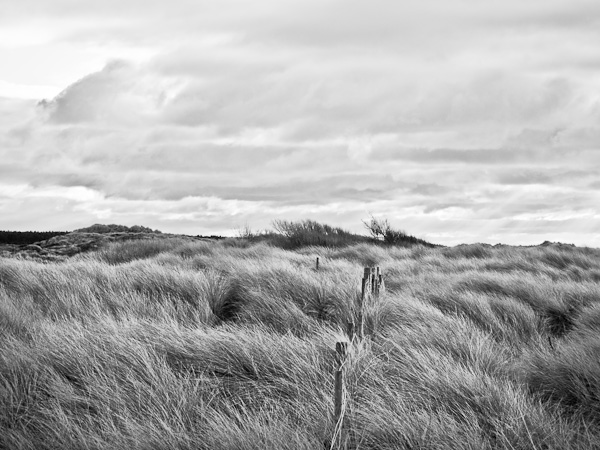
(2, 237, 600, 449)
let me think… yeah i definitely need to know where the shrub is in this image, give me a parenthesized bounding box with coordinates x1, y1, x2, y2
(271, 219, 368, 248)
(363, 216, 435, 247)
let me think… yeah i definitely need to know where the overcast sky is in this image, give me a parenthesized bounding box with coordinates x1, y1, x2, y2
(1, 0, 600, 246)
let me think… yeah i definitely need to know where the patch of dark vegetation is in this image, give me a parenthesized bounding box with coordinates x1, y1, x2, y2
(212, 281, 247, 322)
(544, 305, 578, 337)
(270, 219, 371, 249)
(74, 224, 162, 234)
(363, 215, 438, 248)
(520, 337, 600, 425)
(0, 230, 68, 245)
(239, 218, 436, 250)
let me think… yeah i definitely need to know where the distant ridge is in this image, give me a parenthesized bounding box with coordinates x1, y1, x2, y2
(0, 224, 170, 261)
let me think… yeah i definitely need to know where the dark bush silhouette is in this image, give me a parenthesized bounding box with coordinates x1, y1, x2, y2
(363, 216, 436, 247)
(271, 219, 370, 248)
(75, 224, 162, 234)
(0, 231, 68, 245)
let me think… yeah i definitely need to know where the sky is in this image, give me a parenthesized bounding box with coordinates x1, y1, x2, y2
(1, 0, 600, 246)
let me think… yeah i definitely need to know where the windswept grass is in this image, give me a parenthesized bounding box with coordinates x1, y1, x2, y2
(1, 238, 600, 449)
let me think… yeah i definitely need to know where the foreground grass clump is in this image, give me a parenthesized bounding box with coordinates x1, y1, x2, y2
(2, 239, 600, 449)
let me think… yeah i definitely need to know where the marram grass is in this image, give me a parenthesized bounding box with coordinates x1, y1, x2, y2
(2, 240, 600, 449)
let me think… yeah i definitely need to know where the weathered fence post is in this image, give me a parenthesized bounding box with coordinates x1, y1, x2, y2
(359, 268, 371, 339)
(331, 268, 387, 447)
(358, 267, 385, 339)
(333, 341, 348, 446)
(361, 267, 372, 302)
(362, 266, 385, 299)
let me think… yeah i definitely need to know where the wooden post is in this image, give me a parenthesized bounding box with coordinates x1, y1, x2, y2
(360, 268, 374, 339)
(333, 341, 348, 445)
(362, 267, 372, 301)
(334, 369, 343, 424)
(316, 257, 320, 271)
(359, 267, 385, 340)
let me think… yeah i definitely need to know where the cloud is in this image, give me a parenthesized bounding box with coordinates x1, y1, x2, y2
(37, 60, 171, 125)
(409, 184, 451, 197)
(1, 0, 599, 245)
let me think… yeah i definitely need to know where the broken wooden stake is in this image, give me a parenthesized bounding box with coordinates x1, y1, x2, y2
(333, 341, 348, 446)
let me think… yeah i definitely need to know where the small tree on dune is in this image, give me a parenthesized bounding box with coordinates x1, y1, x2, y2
(363, 215, 412, 245)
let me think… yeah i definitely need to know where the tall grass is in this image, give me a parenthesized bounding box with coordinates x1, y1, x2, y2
(2, 238, 600, 448)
